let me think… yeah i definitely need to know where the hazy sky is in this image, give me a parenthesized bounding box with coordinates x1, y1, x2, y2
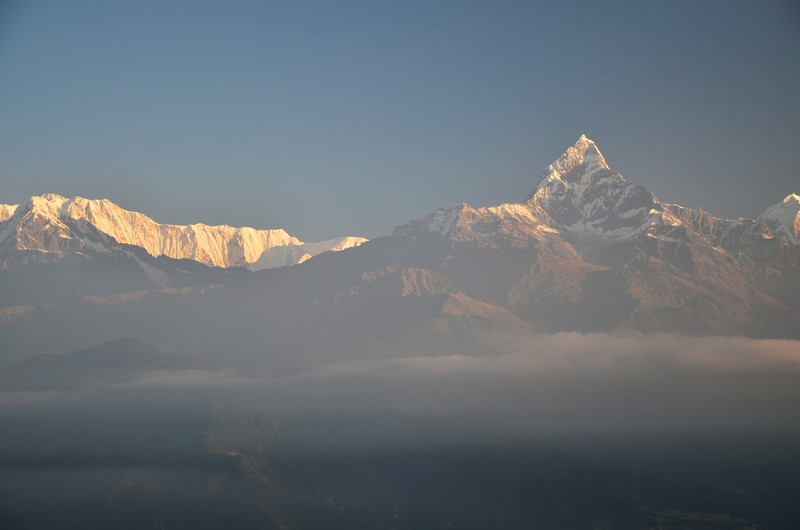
(1, 0, 798, 240)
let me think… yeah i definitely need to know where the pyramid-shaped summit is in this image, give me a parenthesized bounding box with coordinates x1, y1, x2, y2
(538, 134, 610, 186)
(526, 135, 658, 235)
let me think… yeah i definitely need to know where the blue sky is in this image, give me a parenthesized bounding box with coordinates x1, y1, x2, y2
(1, 0, 798, 240)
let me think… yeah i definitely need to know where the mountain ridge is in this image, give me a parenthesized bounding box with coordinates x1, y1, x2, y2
(3, 137, 796, 269)
(0, 193, 366, 270)
(0, 337, 196, 390)
(399, 135, 798, 253)
(1, 135, 798, 364)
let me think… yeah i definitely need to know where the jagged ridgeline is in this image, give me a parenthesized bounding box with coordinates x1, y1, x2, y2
(0, 194, 366, 270)
(1, 135, 798, 364)
(1, 136, 800, 529)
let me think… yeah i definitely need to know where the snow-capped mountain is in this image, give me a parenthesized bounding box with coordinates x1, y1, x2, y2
(525, 134, 665, 238)
(0, 204, 16, 222)
(759, 193, 800, 245)
(0, 194, 366, 270)
(1, 135, 798, 363)
(386, 135, 799, 336)
(393, 202, 560, 248)
(396, 135, 668, 244)
(397, 135, 798, 254)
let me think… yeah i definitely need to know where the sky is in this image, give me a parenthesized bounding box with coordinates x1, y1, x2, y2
(1, 0, 798, 241)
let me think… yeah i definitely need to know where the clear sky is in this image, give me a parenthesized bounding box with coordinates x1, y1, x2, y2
(1, 0, 798, 241)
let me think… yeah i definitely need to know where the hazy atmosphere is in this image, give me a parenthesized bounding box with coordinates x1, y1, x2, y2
(2, 1, 799, 529)
(1, 1, 799, 239)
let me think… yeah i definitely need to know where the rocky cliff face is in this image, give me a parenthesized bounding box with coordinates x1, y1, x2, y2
(388, 135, 799, 335)
(760, 193, 800, 244)
(396, 135, 798, 255)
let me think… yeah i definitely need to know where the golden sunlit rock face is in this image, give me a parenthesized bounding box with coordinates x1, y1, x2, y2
(0, 193, 366, 270)
(2, 0, 799, 526)
(1, 136, 798, 358)
(0, 137, 798, 530)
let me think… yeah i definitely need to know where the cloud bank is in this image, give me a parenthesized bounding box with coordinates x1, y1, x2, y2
(3, 333, 799, 438)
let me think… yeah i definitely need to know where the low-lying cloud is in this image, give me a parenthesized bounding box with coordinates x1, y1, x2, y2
(302, 332, 800, 378)
(277, 333, 800, 436)
(3, 333, 800, 438)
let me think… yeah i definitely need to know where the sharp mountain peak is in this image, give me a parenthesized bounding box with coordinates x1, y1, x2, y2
(542, 134, 610, 180)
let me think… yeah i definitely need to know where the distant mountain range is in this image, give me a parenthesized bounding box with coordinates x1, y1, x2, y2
(1, 135, 798, 365)
(0, 193, 366, 270)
